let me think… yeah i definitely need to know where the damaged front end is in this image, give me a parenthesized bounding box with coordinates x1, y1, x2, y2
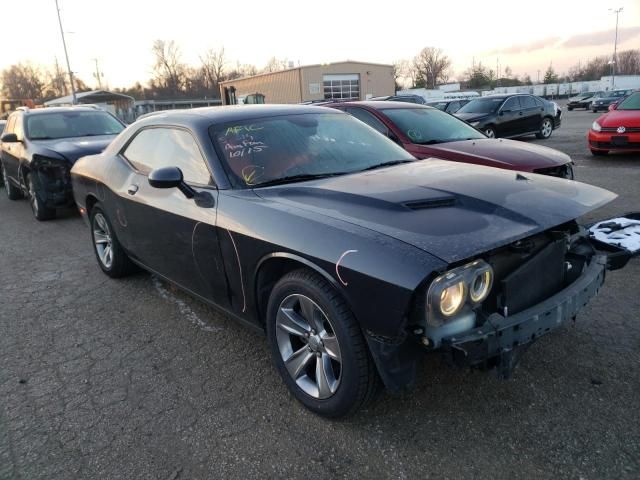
(412, 221, 632, 379)
(29, 154, 74, 207)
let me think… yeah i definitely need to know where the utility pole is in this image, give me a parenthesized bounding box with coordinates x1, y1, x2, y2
(55, 0, 76, 104)
(609, 7, 623, 89)
(93, 58, 103, 89)
(537, 70, 540, 83)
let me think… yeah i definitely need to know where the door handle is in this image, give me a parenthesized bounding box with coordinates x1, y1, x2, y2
(127, 184, 139, 195)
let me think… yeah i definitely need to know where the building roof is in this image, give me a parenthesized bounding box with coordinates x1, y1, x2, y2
(219, 60, 394, 85)
(44, 90, 134, 106)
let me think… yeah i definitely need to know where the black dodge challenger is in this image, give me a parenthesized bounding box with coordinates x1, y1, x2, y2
(71, 105, 630, 417)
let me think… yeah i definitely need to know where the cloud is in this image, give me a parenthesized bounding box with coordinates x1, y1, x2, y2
(487, 37, 562, 55)
(561, 26, 640, 48)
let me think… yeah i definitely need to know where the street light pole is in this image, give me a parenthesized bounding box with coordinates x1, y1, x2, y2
(55, 0, 77, 104)
(609, 7, 623, 89)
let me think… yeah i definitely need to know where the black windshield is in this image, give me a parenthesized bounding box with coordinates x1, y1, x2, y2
(209, 113, 415, 188)
(457, 98, 504, 114)
(26, 111, 124, 140)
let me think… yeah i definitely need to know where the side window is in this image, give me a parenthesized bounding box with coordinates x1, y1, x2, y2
(446, 101, 460, 113)
(5, 115, 16, 134)
(502, 97, 521, 112)
(123, 128, 211, 185)
(345, 108, 389, 136)
(520, 96, 537, 110)
(13, 114, 24, 140)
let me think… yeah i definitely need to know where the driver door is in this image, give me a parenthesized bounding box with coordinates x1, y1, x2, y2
(496, 97, 523, 137)
(119, 126, 229, 307)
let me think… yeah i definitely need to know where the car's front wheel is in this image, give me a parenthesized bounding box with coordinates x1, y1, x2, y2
(2, 163, 23, 200)
(568, 106, 573, 111)
(266, 269, 379, 418)
(536, 117, 554, 139)
(90, 205, 136, 278)
(27, 173, 56, 221)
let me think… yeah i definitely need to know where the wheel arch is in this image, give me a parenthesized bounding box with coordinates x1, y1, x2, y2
(254, 253, 347, 328)
(85, 194, 99, 216)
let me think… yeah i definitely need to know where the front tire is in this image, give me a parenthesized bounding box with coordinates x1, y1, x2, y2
(90, 205, 136, 278)
(2, 163, 23, 200)
(266, 269, 379, 418)
(27, 173, 56, 221)
(484, 126, 496, 138)
(536, 117, 553, 139)
(568, 106, 573, 111)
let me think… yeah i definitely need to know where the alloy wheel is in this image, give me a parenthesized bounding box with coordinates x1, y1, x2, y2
(541, 119, 553, 138)
(93, 213, 114, 269)
(485, 128, 495, 138)
(275, 294, 342, 399)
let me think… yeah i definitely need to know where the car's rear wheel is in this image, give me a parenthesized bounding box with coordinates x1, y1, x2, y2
(2, 163, 23, 200)
(90, 205, 136, 278)
(592, 109, 598, 113)
(484, 126, 496, 138)
(590, 149, 609, 156)
(266, 269, 379, 418)
(27, 173, 56, 221)
(536, 117, 553, 139)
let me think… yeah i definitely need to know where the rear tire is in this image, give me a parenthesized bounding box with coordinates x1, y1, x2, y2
(536, 117, 553, 139)
(90, 205, 136, 278)
(2, 163, 23, 200)
(590, 149, 609, 156)
(266, 269, 380, 418)
(27, 173, 56, 221)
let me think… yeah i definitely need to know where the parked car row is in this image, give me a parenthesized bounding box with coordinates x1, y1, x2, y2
(0, 102, 634, 418)
(567, 89, 635, 112)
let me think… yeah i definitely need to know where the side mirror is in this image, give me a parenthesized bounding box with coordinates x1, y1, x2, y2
(608, 103, 618, 111)
(1, 133, 19, 143)
(148, 166, 196, 199)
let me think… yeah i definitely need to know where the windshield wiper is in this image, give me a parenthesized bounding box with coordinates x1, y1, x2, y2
(253, 172, 347, 188)
(359, 159, 414, 172)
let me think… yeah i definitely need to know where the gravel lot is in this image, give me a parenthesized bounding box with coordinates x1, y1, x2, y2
(1, 105, 639, 480)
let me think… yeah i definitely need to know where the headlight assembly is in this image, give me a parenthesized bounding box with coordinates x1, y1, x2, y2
(426, 260, 493, 327)
(470, 121, 480, 127)
(591, 121, 601, 132)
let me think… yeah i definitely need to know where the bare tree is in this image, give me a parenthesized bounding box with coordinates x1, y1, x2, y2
(413, 47, 451, 89)
(263, 57, 289, 73)
(617, 49, 640, 75)
(151, 39, 186, 97)
(1, 63, 45, 99)
(200, 47, 227, 91)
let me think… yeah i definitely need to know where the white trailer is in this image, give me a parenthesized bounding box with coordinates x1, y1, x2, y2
(533, 85, 546, 96)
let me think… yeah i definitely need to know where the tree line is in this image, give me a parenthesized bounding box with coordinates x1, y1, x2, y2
(2, 41, 639, 101)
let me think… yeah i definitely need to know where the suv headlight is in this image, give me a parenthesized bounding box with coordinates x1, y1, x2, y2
(426, 260, 493, 327)
(470, 121, 480, 127)
(591, 121, 602, 132)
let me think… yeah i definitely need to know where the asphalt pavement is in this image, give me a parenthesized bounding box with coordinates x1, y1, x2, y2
(1, 105, 639, 479)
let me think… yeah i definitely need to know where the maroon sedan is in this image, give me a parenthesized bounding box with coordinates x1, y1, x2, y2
(329, 101, 574, 179)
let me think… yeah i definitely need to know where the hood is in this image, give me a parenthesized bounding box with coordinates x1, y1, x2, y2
(598, 110, 640, 128)
(256, 160, 615, 263)
(32, 135, 116, 163)
(411, 138, 570, 171)
(454, 112, 490, 123)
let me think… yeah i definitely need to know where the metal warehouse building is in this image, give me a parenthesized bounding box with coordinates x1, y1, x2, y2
(219, 60, 394, 105)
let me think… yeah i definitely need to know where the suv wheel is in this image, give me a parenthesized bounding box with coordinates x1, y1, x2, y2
(2, 163, 24, 200)
(484, 126, 496, 138)
(27, 173, 56, 220)
(266, 269, 379, 418)
(536, 117, 553, 139)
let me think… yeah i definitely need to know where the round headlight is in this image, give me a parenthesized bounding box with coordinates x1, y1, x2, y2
(591, 121, 601, 132)
(469, 270, 492, 303)
(440, 282, 465, 316)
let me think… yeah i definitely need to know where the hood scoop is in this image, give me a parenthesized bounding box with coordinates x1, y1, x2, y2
(404, 197, 456, 210)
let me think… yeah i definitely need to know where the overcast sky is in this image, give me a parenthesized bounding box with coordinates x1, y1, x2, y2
(3, 0, 640, 88)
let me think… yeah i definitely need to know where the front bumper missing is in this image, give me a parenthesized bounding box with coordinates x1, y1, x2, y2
(441, 255, 607, 378)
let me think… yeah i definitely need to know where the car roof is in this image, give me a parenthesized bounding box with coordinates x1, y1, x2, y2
(19, 106, 103, 116)
(329, 100, 431, 110)
(135, 104, 345, 129)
